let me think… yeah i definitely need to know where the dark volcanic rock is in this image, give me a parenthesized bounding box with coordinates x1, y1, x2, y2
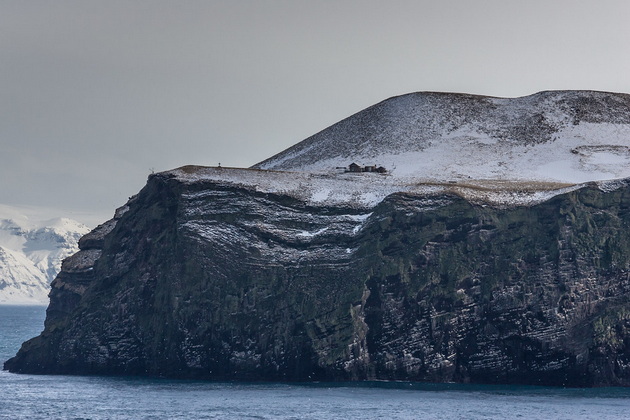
(6, 171, 630, 387)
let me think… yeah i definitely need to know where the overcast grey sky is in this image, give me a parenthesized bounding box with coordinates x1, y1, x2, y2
(2, 0, 630, 226)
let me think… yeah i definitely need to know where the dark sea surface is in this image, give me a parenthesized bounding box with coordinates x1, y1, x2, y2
(2, 305, 630, 419)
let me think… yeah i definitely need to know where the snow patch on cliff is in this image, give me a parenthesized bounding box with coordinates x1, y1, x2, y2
(296, 227, 329, 238)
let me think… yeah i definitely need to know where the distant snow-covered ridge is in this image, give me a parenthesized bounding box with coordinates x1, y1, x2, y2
(0, 208, 89, 305)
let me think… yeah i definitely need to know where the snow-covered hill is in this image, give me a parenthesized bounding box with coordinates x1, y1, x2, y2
(0, 206, 90, 305)
(254, 90, 630, 184)
(165, 91, 630, 211)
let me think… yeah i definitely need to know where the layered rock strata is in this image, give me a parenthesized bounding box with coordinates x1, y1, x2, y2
(6, 171, 630, 387)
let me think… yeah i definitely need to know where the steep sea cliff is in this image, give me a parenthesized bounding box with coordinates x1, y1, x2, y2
(6, 170, 630, 386)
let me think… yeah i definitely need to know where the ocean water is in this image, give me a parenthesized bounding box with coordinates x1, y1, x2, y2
(2, 306, 630, 419)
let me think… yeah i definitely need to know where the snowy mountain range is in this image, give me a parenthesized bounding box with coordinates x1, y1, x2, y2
(0, 205, 89, 305)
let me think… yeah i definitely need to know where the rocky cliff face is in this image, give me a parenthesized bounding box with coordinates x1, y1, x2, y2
(7, 90, 630, 386)
(6, 169, 630, 387)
